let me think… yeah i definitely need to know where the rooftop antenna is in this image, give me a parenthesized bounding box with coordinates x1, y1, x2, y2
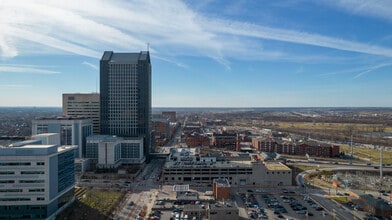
(147, 42, 150, 52)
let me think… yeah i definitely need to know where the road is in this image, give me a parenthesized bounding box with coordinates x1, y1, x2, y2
(112, 159, 165, 220)
(294, 162, 392, 220)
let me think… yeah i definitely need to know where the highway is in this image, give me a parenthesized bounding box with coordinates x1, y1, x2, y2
(294, 162, 392, 220)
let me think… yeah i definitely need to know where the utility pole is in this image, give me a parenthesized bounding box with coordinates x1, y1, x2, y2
(350, 134, 353, 165)
(380, 146, 383, 189)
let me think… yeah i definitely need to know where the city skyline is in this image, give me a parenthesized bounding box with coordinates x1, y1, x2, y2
(1, 0, 392, 107)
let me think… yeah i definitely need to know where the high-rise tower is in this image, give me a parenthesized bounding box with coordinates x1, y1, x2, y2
(100, 51, 151, 159)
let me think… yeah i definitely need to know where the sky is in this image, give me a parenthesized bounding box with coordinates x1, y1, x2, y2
(1, 0, 392, 107)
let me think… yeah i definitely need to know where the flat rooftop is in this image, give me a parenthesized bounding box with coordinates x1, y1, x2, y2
(264, 162, 291, 171)
(165, 160, 253, 169)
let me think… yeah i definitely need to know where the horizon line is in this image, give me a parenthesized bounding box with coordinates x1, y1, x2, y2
(1, 106, 392, 109)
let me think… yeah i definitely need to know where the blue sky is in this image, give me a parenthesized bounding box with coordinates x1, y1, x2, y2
(1, 0, 392, 107)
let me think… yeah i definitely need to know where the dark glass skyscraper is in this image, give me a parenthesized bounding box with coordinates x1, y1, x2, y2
(100, 51, 151, 159)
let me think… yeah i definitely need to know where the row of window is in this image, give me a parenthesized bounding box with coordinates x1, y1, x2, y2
(21, 171, 45, 175)
(167, 168, 252, 172)
(0, 162, 45, 166)
(266, 171, 291, 174)
(0, 188, 45, 193)
(0, 180, 45, 184)
(165, 172, 252, 175)
(0, 197, 44, 201)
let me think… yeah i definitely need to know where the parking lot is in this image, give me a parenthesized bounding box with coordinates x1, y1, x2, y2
(235, 188, 334, 220)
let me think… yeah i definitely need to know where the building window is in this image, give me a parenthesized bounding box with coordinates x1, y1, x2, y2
(0, 162, 31, 166)
(37, 197, 45, 201)
(29, 189, 45, 192)
(21, 171, 45, 174)
(19, 180, 44, 183)
(0, 180, 15, 183)
(0, 189, 22, 192)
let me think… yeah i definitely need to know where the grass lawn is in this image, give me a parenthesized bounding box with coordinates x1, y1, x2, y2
(56, 188, 125, 220)
(330, 196, 349, 204)
(274, 122, 391, 132)
(340, 145, 392, 164)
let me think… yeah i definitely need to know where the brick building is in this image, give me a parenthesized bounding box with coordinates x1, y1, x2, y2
(213, 178, 231, 200)
(252, 138, 340, 157)
(212, 133, 237, 150)
(185, 133, 210, 147)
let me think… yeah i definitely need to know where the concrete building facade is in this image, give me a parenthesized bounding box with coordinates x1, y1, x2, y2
(62, 93, 100, 134)
(32, 116, 93, 158)
(162, 149, 292, 187)
(0, 144, 76, 219)
(85, 135, 145, 169)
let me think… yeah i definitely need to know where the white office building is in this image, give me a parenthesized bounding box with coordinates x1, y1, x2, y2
(0, 144, 77, 219)
(32, 116, 92, 158)
(86, 135, 145, 169)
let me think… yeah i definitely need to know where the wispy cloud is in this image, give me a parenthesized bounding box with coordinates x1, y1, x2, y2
(353, 63, 392, 79)
(1, 0, 392, 66)
(0, 65, 60, 74)
(319, 62, 392, 79)
(82, 61, 98, 70)
(204, 18, 392, 58)
(320, 0, 392, 22)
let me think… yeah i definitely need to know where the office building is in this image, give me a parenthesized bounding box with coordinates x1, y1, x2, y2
(0, 144, 77, 219)
(100, 51, 151, 160)
(32, 116, 93, 158)
(86, 135, 145, 169)
(31, 133, 61, 146)
(62, 93, 100, 134)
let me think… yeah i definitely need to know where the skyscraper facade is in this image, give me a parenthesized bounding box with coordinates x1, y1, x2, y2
(62, 93, 100, 134)
(100, 51, 151, 159)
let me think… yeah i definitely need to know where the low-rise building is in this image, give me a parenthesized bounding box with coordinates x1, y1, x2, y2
(349, 192, 392, 218)
(212, 133, 238, 150)
(162, 149, 292, 187)
(208, 202, 239, 220)
(213, 178, 230, 200)
(252, 137, 340, 157)
(86, 135, 145, 170)
(186, 133, 210, 147)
